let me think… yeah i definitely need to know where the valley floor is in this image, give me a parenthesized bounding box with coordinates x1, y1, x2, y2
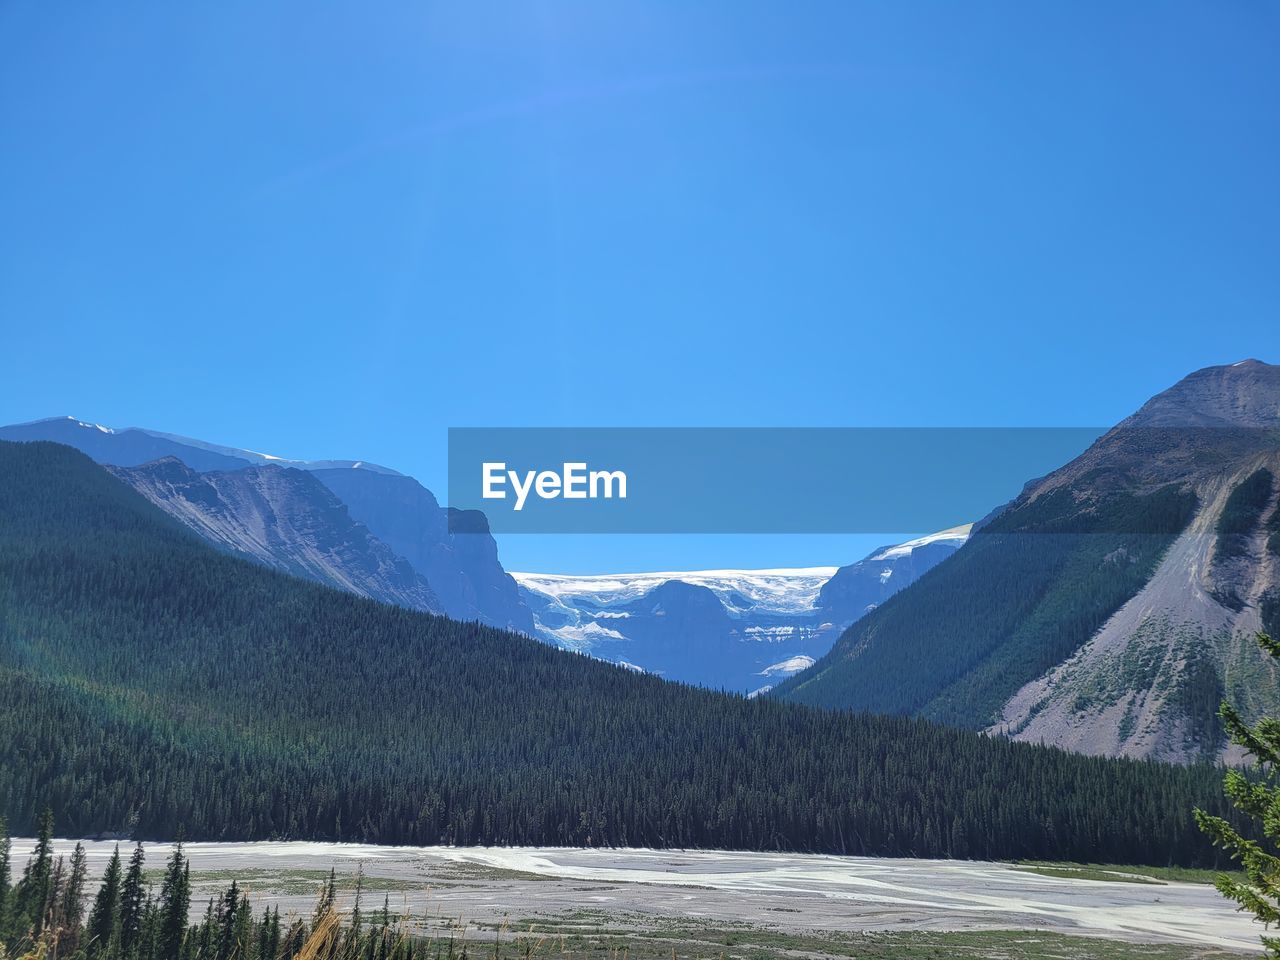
(14, 840, 1260, 959)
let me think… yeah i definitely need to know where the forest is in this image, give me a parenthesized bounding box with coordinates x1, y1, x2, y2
(776, 473, 1200, 727)
(0, 440, 1245, 865)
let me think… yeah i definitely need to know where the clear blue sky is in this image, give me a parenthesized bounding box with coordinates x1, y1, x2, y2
(2, 2, 1277, 572)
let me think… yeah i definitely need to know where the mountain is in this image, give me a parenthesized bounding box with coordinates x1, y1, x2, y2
(111, 457, 441, 613)
(0, 416, 401, 475)
(515, 528, 967, 693)
(310, 467, 532, 633)
(776, 359, 1280, 763)
(815, 525, 973, 626)
(0, 439, 1241, 866)
(0, 417, 531, 632)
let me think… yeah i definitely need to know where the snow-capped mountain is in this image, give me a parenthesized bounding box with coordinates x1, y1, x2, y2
(3, 417, 969, 682)
(515, 566, 837, 625)
(515, 528, 968, 693)
(0, 416, 401, 475)
(816, 524, 972, 626)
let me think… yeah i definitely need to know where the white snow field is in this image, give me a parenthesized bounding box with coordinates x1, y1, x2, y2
(14, 840, 1259, 952)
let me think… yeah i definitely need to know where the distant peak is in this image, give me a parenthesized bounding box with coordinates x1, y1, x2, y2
(15, 415, 116, 434)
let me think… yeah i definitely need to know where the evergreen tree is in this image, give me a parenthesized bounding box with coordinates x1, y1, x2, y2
(1198, 631, 1280, 957)
(14, 808, 54, 937)
(197, 898, 217, 960)
(0, 817, 10, 940)
(60, 841, 89, 950)
(285, 919, 305, 959)
(351, 865, 364, 936)
(47, 856, 65, 933)
(232, 892, 252, 960)
(255, 905, 278, 960)
(119, 843, 147, 960)
(215, 880, 240, 960)
(138, 892, 160, 960)
(85, 845, 123, 958)
(156, 847, 191, 960)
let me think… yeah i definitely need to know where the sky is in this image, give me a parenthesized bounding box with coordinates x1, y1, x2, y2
(2, 2, 1277, 572)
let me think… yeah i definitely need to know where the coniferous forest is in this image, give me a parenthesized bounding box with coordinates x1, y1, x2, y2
(775, 478, 1203, 725)
(0, 440, 1246, 865)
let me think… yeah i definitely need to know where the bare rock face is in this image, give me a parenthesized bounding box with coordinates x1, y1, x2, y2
(112, 458, 442, 614)
(993, 457, 1280, 763)
(310, 469, 534, 634)
(989, 360, 1280, 762)
(1122, 359, 1280, 429)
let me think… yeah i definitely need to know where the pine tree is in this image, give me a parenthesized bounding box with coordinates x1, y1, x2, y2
(351, 865, 363, 935)
(268, 906, 282, 960)
(285, 918, 305, 959)
(86, 846, 123, 958)
(138, 893, 160, 960)
(255, 905, 278, 960)
(60, 841, 90, 950)
(233, 893, 252, 960)
(1197, 631, 1280, 956)
(198, 898, 217, 960)
(156, 847, 191, 960)
(119, 843, 147, 960)
(15, 808, 54, 937)
(0, 817, 10, 940)
(215, 880, 239, 960)
(47, 856, 65, 933)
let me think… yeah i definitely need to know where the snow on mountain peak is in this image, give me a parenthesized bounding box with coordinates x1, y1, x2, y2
(759, 655, 816, 677)
(512, 567, 839, 615)
(868, 524, 973, 562)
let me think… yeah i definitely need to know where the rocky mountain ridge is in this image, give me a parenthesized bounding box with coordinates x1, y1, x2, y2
(778, 359, 1280, 762)
(113, 457, 442, 614)
(0, 416, 530, 631)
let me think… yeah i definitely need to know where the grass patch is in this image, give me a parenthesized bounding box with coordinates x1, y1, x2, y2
(1015, 861, 1245, 885)
(160, 867, 445, 895)
(1014, 864, 1165, 885)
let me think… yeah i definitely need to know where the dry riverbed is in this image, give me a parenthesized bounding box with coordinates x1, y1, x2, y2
(13, 840, 1261, 959)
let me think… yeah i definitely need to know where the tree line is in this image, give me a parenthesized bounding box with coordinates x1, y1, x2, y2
(0, 812, 459, 960)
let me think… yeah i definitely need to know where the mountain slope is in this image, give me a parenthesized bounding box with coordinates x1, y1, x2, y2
(776, 360, 1280, 762)
(0, 417, 531, 631)
(815, 525, 972, 626)
(311, 468, 532, 633)
(112, 457, 441, 613)
(515, 530, 966, 692)
(0, 439, 1237, 866)
(993, 466, 1280, 761)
